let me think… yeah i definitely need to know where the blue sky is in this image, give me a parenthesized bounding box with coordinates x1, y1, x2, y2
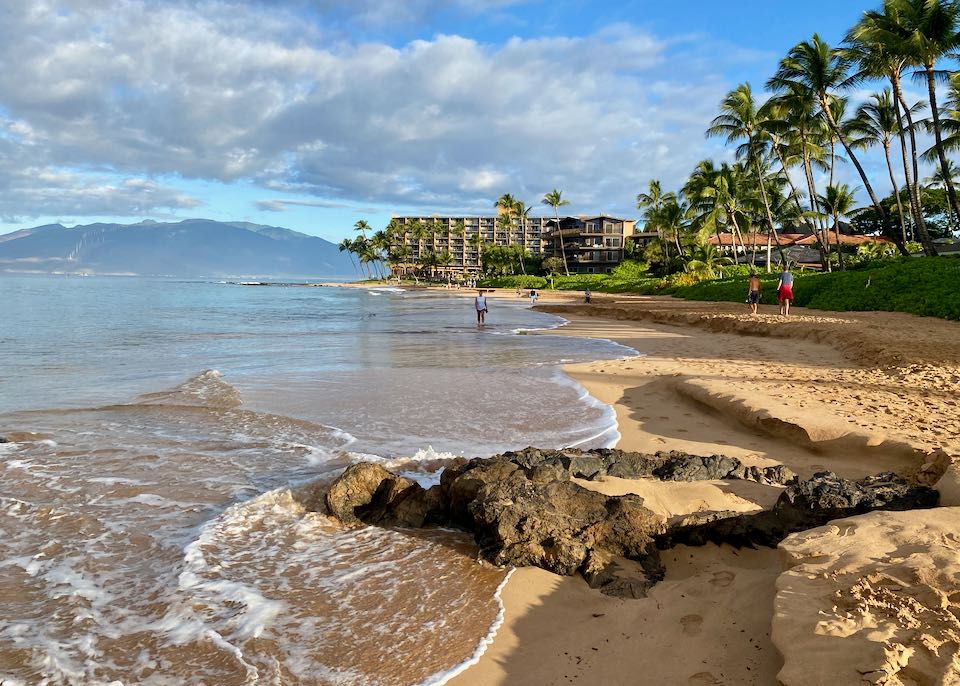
(0, 1, 942, 243)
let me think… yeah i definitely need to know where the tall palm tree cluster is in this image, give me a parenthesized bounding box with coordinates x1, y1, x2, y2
(641, 0, 960, 272)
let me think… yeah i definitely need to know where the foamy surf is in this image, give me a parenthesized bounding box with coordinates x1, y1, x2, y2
(3, 281, 640, 685)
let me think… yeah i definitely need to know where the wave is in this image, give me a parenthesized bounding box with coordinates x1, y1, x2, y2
(133, 369, 242, 409)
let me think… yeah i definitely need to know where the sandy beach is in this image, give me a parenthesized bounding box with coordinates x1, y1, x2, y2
(450, 295, 960, 685)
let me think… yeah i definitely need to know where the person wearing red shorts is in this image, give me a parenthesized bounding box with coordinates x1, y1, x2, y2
(777, 266, 794, 316)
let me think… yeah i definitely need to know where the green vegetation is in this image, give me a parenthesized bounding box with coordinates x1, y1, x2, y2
(484, 257, 960, 321)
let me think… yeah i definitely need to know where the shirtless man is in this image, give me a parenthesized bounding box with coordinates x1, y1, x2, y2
(747, 271, 762, 315)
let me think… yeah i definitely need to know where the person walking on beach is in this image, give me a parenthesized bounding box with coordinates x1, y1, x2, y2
(529, 289, 538, 306)
(777, 265, 794, 317)
(584, 288, 592, 304)
(474, 290, 488, 326)
(747, 271, 762, 315)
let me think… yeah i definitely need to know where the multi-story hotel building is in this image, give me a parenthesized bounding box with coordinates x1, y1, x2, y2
(542, 215, 636, 274)
(388, 213, 635, 277)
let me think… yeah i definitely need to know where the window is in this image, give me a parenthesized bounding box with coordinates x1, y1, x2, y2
(586, 222, 598, 232)
(607, 251, 618, 261)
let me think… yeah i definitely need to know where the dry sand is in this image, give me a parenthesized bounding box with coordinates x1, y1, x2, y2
(450, 296, 960, 686)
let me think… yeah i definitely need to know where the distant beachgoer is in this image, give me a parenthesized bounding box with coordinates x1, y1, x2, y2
(747, 271, 762, 315)
(516, 287, 522, 298)
(777, 266, 794, 316)
(584, 288, 592, 304)
(475, 290, 488, 325)
(529, 289, 538, 306)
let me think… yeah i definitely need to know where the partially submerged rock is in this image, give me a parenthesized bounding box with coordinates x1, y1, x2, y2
(773, 508, 960, 685)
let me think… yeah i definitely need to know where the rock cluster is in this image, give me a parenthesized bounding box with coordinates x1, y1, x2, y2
(320, 448, 939, 598)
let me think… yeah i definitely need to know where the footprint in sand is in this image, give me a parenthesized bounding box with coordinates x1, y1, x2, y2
(708, 571, 735, 588)
(688, 672, 721, 685)
(680, 614, 703, 635)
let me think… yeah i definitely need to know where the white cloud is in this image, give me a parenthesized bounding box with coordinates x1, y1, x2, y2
(0, 0, 761, 221)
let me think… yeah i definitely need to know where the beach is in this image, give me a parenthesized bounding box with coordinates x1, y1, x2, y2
(451, 295, 960, 685)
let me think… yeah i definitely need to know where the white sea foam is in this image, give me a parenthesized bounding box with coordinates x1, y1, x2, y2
(419, 567, 516, 686)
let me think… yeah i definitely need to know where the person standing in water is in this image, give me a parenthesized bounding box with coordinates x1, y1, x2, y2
(747, 271, 762, 315)
(777, 265, 794, 317)
(474, 290, 488, 326)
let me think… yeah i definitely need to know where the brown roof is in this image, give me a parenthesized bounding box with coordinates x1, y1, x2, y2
(706, 232, 891, 247)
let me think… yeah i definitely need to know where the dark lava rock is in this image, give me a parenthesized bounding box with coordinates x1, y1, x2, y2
(662, 471, 939, 550)
(468, 470, 665, 596)
(321, 450, 934, 599)
(774, 471, 939, 529)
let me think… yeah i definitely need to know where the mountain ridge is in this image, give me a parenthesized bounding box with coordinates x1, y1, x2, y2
(0, 219, 356, 278)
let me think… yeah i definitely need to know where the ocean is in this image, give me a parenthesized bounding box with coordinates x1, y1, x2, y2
(0, 276, 635, 685)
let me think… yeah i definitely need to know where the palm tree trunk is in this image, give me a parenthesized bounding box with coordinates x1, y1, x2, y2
(554, 211, 570, 276)
(892, 74, 928, 244)
(833, 210, 845, 271)
(883, 141, 908, 246)
(752, 153, 788, 268)
(819, 93, 908, 256)
(926, 64, 960, 238)
(799, 130, 831, 270)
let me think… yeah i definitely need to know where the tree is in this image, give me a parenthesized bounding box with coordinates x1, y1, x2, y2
(844, 10, 930, 246)
(849, 89, 910, 242)
(817, 183, 859, 270)
(338, 238, 358, 275)
(768, 34, 908, 255)
(354, 219, 371, 238)
(707, 83, 788, 268)
(542, 189, 571, 276)
(637, 180, 676, 270)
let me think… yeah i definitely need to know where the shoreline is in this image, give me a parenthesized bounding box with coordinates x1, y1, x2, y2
(448, 296, 960, 686)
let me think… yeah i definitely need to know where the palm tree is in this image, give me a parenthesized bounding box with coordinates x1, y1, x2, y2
(650, 195, 690, 270)
(843, 18, 929, 244)
(514, 200, 532, 274)
(817, 183, 858, 270)
(850, 89, 909, 243)
(765, 86, 833, 262)
(684, 161, 755, 266)
(338, 237, 358, 275)
(768, 34, 908, 255)
(354, 219, 371, 238)
(924, 159, 960, 188)
(686, 243, 733, 278)
(848, 0, 957, 247)
(900, 0, 960, 223)
(542, 189, 571, 276)
(637, 180, 676, 267)
(707, 83, 788, 268)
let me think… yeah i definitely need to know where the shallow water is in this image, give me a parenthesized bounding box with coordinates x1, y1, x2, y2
(0, 277, 635, 685)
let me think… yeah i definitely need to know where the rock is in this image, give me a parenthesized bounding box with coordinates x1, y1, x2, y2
(935, 463, 960, 507)
(662, 472, 938, 550)
(651, 453, 742, 482)
(325, 463, 441, 527)
(774, 471, 939, 532)
(468, 470, 665, 595)
(773, 508, 960, 685)
(444, 456, 522, 528)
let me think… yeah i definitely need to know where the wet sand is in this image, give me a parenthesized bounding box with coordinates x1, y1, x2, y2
(451, 295, 960, 686)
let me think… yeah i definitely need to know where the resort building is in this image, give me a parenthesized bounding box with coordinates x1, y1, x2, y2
(388, 214, 551, 277)
(542, 215, 636, 274)
(388, 213, 637, 277)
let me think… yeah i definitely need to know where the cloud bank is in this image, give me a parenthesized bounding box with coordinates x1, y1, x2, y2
(0, 1, 757, 221)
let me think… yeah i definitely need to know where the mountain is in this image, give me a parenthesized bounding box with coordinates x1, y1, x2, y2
(0, 219, 357, 278)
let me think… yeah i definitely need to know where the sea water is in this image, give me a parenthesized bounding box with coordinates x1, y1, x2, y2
(0, 276, 635, 685)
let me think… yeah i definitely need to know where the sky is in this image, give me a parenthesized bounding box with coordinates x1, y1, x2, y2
(0, 0, 942, 243)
